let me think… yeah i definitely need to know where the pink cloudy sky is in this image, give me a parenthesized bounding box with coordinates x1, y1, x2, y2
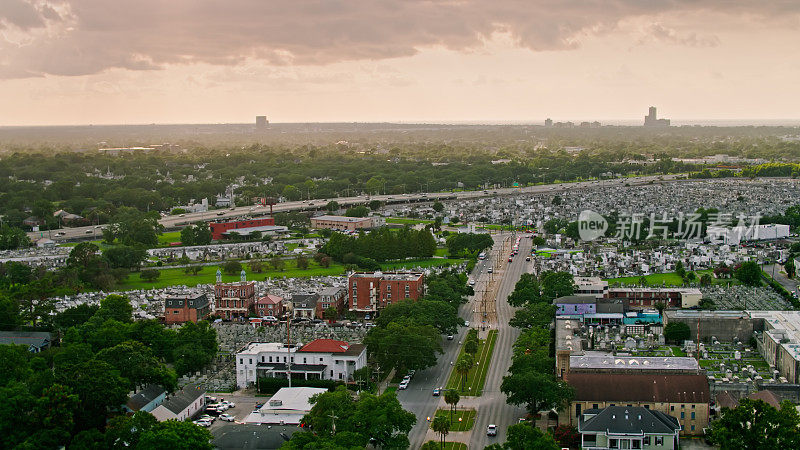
(1, 0, 799, 125)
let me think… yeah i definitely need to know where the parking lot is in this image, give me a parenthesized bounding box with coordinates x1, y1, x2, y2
(198, 390, 271, 430)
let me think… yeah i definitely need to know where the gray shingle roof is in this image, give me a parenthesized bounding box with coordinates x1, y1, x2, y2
(161, 383, 205, 414)
(580, 406, 680, 434)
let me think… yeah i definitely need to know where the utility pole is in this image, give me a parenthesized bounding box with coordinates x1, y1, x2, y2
(328, 412, 339, 434)
(287, 319, 292, 388)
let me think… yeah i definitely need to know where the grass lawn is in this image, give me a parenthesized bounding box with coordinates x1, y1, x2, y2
(433, 409, 476, 431)
(605, 270, 737, 287)
(386, 217, 433, 225)
(383, 386, 397, 395)
(157, 231, 182, 246)
(116, 260, 346, 291)
(434, 248, 449, 257)
(445, 330, 498, 396)
(671, 346, 687, 357)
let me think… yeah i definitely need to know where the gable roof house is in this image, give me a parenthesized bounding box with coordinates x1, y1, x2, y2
(579, 406, 681, 450)
(150, 384, 206, 422)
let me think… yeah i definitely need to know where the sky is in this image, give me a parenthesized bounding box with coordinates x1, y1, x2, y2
(1, 1, 799, 126)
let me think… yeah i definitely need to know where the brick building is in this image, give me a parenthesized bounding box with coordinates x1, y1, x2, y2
(164, 293, 211, 324)
(347, 272, 424, 314)
(210, 217, 275, 240)
(214, 269, 256, 321)
(607, 287, 702, 309)
(318, 286, 346, 318)
(255, 294, 284, 318)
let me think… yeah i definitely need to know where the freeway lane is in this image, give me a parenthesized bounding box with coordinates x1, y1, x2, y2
(28, 174, 685, 242)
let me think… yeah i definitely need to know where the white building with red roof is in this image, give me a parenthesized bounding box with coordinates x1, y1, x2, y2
(235, 338, 367, 389)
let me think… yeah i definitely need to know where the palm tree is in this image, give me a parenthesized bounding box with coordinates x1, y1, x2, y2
(444, 390, 460, 424)
(455, 354, 474, 393)
(431, 415, 450, 449)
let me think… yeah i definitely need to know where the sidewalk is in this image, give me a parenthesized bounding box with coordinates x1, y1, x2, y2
(377, 368, 396, 395)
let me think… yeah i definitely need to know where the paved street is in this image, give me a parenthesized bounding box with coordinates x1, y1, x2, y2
(399, 233, 531, 448)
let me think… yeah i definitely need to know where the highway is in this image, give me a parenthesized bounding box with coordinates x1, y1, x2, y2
(399, 232, 532, 448)
(28, 174, 686, 242)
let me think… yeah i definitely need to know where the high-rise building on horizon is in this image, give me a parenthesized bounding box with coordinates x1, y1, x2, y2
(255, 115, 269, 129)
(644, 106, 670, 127)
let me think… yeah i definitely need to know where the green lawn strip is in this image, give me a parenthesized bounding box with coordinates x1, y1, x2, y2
(441, 443, 467, 450)
(671, 346, 687, 357)
(605, 270, 738, 287)
(386, 218, 434, 225)
(433, 408, 476, 431)
(444, 330, 498, 396)
(157, 231, 182, 246)
(115, 260, 345, 291)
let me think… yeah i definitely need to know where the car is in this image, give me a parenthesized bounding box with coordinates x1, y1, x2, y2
(525, 256, 531, 261)
(216, 211, 225, 216)
(218, 413, 235, 422)
(221, 400, 236, 408)
(468, 279, 476, 286)
(55, 231, 66, 236)
(200, 414, 215, 422)
(487, 267, 493, 273)
(408, 370, 416, 376)
(255, 403, 264, 409)
(508, 257, 513, 262)
(464, 321, 470, 327)
(193, 419, 212, 427)
(487, 424, 497, 436)
(402, 375, 411, 384)
(262, 316, 278, 322)
(205, 396, 217, 403)
(85, 229, 93, 234)
(179, 213, 185, 217)
(398, 381, 409, 390)
(432, 388, 441, 396)
(447, 334, 454, 340)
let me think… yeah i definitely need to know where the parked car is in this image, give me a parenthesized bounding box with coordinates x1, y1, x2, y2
(398, 380, 409, 390)
(447, 334, 454, 340)
(199, 414, 215, 422)
(219, 413, 235, 422)
(193, 419, 212, 427)
(487, 267, 493, 273)
(487, 424, 497, 436)
(432, 388, 441, 396)
(464, 321, 470, 327)
(525, 256, 531, 261)
(221, 400, 236, 409)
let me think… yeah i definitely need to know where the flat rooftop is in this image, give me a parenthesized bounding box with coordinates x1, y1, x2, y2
(350, 271, 423, 281)
(312, 215, 372, 223)
(570, 354, 700, 371)
(239, 342, 295, 354)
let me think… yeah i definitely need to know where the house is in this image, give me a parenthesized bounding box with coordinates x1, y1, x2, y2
(256, 294, 284, 318)
(290, 293, 319, 319)
(35, 238, 55, 248)
(347, 272, 425, 314)
(578, 406, 681, 450)
(123, 384, 167, 413)
(318, 286, 346, 318)
(244, 387, 328, 425)
(150, 384, 206, 422)
(214, 270, 256, 321)
(235, 339, 367, 388)
(0, 331, 52, 352)
(164, 292, 211, 324)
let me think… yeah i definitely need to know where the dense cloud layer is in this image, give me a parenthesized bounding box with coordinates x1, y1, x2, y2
(1, 0, 798, 78)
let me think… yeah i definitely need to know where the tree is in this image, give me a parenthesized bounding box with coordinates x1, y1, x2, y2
(509, 303, 556, 329)
(455, 354, 473, 392)
(103, 245, 147, 270)
(57, 359, 130, 430)
(675, 260, 686, 278)
(345, 205, 369, 217)
(104, 410, 158, 449)
(364, 322, 442, 374)
(95, 294, 133, 323)
(324, 306, 338, 322)
(139, 269, 160, 283)
(222, 260, 242, 275)
(700, 273, 713, 285)
(325, 201, 340, 212)
(664, 322, 691, 344)
(180, 226, 196, 246)
(654, 301, 667, 317)
(785, 258, 796, 279)
(249, 260, 264, 273)
(296, 255, 309, 270)
(270, 257, 285, 272)
(369, 200, 383, 210)
(432, 201, 444, 213)
(464, 338, 478, 356)
(0, 224, 30, 250)
(282, 185, 301, 201)
(709, 399, 800, 450)
(136, 419, 214, 449)
(444, 390, 460, 424)
(500, 371, 574, 416)
(540, 271, 575, 300)
(431, 415, 450, 449)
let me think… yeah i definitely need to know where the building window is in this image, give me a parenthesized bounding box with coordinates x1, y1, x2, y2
(691, 412, 695, 420)
(644, 404, 650, 409)
(593, 404, 598, 409)
(303, 358, 307, 364)
(576, 404, 581, 417)
(643, 437, 650, 445)
(609, 439, 618, 449)
(632, 441, 641, 449)
(670, 405, 674, 411)
(239, 358, 243, 364)
(269, 356, 272, 362)
(655, 437, 663, 446)
(681, 412, 685, 419)
(691, 425, 695, 431)
(249, 359, 252, 364)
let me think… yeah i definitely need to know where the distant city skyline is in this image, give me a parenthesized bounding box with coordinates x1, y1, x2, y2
(1, 1, 799, 126)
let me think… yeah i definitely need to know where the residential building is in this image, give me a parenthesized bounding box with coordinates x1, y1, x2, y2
(644, 106, 670, 127)
(749, 310, 800, 384)
(0, 331, 52, 352)
(210, 217, 276, 240)
(348, 271, 425, 314)
(310, 215, 374, 231)
(318, 286, 346, 318)
(214, 269, 256, 321)
(245, 387, 327, 425)
(578, 406, 681, 450)
(150, 384, 206, 422)
(256, 294, 284, 318)
(290, 293, 319, 319)
(235, 339, 367, 388)
(164, 292, 211, 324)
(123, 384, 167, 413)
